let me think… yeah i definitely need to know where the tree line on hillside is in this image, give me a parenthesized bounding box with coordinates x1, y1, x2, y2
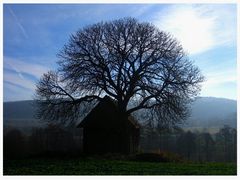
(140, 125, 237, 162)
(3, 124, 236, 162)
(3, 125, 82, 159)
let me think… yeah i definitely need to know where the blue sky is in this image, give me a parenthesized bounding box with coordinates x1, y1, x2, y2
(3, 4, 237, 101)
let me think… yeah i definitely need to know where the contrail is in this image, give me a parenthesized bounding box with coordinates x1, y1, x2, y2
(7, 6, 29, 39)
(5, 60, 25, 80)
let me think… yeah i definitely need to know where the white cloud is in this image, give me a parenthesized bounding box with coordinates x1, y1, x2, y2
(153, 4, 236, 55)
(4, 82, 33, 101)
(7, 6, 29, 39)
(199, 66, 237, 99)
(3, 56, 51, 96)
(131, 4, 154, 17)
(4, 71, 36, 91)
(203, 70, 237, 89)
(4, 56, 50, 79)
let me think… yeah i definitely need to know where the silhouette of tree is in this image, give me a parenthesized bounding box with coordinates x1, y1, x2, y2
(29, 125, 76, 155)
(36, 17, 204, 126)
(3, 129, 26, 159)
(215, 125, 236, 162)
(231, 128, 237, 163)
(29, 127, 45, 154)
(200, 132, 215, 161)
(177, 131, 196, 159)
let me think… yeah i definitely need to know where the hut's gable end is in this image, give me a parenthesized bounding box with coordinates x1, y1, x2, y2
(78, 96, 140, 129)
(77, 96, 140, 154)
(78, 96, 120, 128)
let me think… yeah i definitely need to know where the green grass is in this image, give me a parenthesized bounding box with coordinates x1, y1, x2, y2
(3, 157, 237, 175)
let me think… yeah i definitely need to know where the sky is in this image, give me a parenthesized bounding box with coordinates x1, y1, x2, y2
(3, 3, 237, 101)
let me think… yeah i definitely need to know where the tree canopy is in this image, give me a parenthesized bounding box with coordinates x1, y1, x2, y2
(36, 17, 204, 127)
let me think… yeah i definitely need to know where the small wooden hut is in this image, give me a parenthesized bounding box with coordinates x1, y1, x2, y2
(77, 96, 140, 154)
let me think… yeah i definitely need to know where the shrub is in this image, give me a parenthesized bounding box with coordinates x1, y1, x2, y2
(134, 151, 183, 163)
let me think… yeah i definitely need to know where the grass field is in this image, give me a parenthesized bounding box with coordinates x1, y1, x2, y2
(3, 157, 237, 175)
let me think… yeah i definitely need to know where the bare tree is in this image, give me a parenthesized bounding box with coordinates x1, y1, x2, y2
(177, 131, 196, 159)
(36, 17, 204, 126)
(4, 129, 26, 158)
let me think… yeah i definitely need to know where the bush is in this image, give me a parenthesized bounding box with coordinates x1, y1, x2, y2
(134, 151, 183, 163)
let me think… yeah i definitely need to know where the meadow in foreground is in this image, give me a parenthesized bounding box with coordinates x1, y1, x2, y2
(4, 157, 237, 175)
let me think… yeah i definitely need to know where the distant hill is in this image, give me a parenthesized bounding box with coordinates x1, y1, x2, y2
(186, 97, 237, 128)
(3, 97, 237, 131)
(3, 100, 42, 133)
(3, 100, 37, 120)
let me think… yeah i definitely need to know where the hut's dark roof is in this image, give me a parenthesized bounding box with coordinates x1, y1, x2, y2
(77, 95, 140, 128)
